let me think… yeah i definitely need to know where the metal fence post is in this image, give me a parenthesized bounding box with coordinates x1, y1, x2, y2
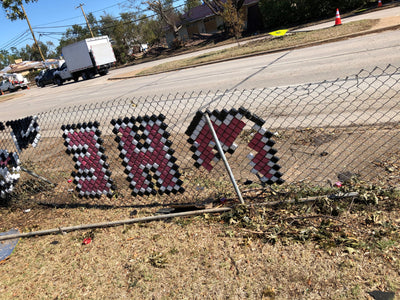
(204, 112, 245, 204)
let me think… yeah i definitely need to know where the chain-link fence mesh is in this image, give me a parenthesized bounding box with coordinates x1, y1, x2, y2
(1, 64, 400, 205)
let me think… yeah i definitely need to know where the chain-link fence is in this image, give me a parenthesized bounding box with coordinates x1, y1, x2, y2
(1, 64, 400, 206)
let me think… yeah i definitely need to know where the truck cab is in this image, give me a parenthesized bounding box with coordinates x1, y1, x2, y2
(53, 63, 74, 86)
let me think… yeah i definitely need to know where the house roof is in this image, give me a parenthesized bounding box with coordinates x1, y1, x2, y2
(183, 0, 259, 23)
(183, 4, 215, 23)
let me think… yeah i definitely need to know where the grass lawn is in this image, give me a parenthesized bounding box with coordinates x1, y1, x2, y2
(135, 19, 379, 77)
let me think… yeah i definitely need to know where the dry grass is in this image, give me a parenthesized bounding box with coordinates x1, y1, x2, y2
(137, 19, 378, 76)
(1, 179, 399, 299)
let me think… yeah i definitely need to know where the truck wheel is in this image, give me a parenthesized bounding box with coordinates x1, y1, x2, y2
(40, 81, 45, 88)
(73, 75, 79, 82)
(55, 77, 63, 86)
(99, 69, 109, 76)
(84, 72, 94, 79)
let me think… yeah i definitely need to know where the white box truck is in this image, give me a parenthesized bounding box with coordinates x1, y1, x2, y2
(54, 36, 116, 85)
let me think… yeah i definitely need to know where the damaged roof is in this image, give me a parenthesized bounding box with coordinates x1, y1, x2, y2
(182, 0, 259, 23)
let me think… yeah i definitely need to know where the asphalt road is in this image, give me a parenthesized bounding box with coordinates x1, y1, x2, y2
(1, 27, 400, 121)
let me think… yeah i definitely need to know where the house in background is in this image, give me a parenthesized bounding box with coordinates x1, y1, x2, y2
(165, 0, 263, 47)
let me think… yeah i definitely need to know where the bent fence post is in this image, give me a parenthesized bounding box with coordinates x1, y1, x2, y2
(204, 112, 245, 204)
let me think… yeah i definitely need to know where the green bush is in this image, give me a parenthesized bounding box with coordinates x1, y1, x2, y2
(259, 0, 367, 29)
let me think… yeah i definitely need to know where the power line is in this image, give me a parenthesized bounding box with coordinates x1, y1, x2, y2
(0, 1, 132, 51)
(12, 37, 34, 48)
(0, 0, 185, 52)
(32, 0, 183, 30)
(88, 0, 133, 15)
(34, 23, 88, 29)
(0, 30, 29, 48)
(96, 3, 185, 31)
(32, 7, 154, 29)
(0, 30, 30, 50)
(29, 0, 132, 28)
(35, 3, 185, 35)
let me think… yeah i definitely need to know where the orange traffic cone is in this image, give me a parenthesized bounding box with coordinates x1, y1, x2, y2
(335, 8, 342, 26)
(378, 0, 382, 7)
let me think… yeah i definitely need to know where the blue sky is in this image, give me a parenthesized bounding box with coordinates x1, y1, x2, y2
(0, 0, 137, 53)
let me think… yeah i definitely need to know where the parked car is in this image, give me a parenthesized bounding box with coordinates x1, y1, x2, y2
(35, 70, 46, 87)
(0, 79, 17, 94)
(37, 69, 56, 88)
(53, 63, 73, 86)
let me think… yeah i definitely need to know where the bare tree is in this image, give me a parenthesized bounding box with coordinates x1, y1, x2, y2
(144, 0, 182, 38)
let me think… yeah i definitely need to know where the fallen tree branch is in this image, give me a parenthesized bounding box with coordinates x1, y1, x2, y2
(281, 214, 348, 226)
(0, 192, 361, 241)
(0, 207, 232, 241)
(249, 192, 359, 207)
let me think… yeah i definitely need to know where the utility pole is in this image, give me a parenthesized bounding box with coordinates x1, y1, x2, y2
(21, 4, 45, 62)
(76, 3, 94, 38)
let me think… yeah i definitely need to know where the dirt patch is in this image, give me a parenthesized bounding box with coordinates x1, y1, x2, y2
(0, 93, 24, 103)
(109, 68, 150, 80)
(371, 15, 400, 29)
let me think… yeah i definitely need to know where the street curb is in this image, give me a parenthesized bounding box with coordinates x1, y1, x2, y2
(108, 23, 400, 81)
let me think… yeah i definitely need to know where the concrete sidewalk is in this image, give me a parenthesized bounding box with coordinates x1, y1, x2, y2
(294, 5, 400, 32)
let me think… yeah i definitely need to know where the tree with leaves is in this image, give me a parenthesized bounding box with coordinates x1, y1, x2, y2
(56, 13, 99, 55)
(1, 0, 38, 20)
(18, 41, 55, 61)
(220, 0, 245, 39)
(184, 0, 202, 14)
(138, 17, 164, 46)
(259, 0, 367, 29)
(203, 0, 244, 15)
(203, 0, 245, 38)
(56, 24, 93, 55)
(0, 50, 14, 69)
(98, 13, 136, 64)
